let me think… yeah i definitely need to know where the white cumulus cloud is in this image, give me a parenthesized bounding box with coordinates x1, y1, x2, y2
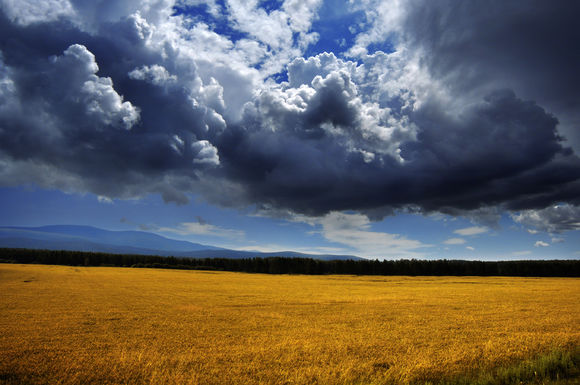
(129, 65, 177, 86)
(53, 44, 140, 130)
(158, 221, 245, 240)
(453, 226, 489, 236)
(443, 238, 466, 245)
(0, 0, 74, 25)
(191, 140, 220, 166)
(317, 212, 429, 258)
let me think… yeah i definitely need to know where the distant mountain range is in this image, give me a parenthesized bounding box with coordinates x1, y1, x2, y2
(0, 225, 361, 261)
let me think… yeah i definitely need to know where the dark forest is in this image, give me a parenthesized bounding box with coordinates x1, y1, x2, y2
(1, 248, 579, 277)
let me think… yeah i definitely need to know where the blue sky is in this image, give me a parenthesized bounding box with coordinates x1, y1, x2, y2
(0, 0, 579, 259)
(1, 186, 577, 259)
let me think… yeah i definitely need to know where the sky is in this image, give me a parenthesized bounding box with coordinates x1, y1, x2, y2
(0, 0, 579, 260)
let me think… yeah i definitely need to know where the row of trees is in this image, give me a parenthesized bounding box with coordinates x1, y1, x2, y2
(1, 248, 579, 277)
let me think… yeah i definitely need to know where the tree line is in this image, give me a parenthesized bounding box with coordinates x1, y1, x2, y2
(0, 247, 579, 277)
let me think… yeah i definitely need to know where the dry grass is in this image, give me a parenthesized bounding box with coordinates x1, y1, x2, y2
(0, 264, 578, 384)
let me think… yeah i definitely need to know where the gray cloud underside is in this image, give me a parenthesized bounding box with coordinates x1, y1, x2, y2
(0, 0, 579, 226)
(512, 204, 580, 234)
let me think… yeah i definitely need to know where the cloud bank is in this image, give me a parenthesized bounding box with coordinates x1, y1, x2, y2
(0, 0, 579, 231)
(512, 204, 580, 234)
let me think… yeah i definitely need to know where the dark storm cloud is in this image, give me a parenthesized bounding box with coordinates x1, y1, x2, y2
(399, 0, 580, 151)
(0, 7, 222, 203)
(213, 87, 580, 216)
(0, 1, 579, 227)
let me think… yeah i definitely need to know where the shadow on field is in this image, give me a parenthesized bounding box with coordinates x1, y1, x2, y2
(424, 348, 580, 385)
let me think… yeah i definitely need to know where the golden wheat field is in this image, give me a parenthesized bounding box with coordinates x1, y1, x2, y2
(0, 264, 579, 385)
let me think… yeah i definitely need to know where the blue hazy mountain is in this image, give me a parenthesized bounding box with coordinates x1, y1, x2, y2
(0, 225, 360, 261)
(0, 225, 221, 252)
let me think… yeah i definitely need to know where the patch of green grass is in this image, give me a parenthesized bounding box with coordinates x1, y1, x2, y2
(423, 348, 580, 385)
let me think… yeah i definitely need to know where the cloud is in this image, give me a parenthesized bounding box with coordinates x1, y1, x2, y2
(158, 221, 245, 240)
(97, 195, 113, 204)
(191, 140, 220, 166)
(453, 226, 488, 236)
(216, 74, 579, 217)
(0, 53, 15, 107)
(534, 241, 549, 248)
(512, 204, 580, 233)
(47, 44, 140, 130)
(0, 17, 227, 203)
(346, 0, 405, 57)
(177, 0, 322, 77)
(466, 246, 474, 251)
(440, 207, 501, 228)
(128, 64, 177, 86)
(0, 0, 579, 226)
(234, 244, 348, 255)
(0, 0, 75, 25)
(390, 0, 580, 154)
(290, 211, 429, 258)
(443, 238, 466, 245)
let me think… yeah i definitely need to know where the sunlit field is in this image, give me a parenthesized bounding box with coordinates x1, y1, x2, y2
(0, 264, 578, 384)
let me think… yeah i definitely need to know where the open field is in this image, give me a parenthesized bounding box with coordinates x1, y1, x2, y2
(0, 264, 579, 384)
